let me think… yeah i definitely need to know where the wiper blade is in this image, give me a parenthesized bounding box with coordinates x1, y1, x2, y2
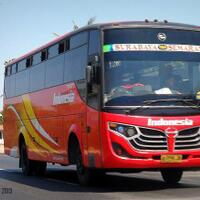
(127, 98, 200, 114)
(143, 98, 194, 104)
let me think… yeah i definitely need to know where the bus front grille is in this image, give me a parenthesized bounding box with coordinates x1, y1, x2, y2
(129, 127, 168, 151)
(129, 127, 200, 151)
(175, 127, 200, 150)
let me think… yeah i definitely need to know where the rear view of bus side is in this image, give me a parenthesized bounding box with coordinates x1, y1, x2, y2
(4, 21, 200, 185)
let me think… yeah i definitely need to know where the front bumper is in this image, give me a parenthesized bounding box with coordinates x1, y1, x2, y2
(101, 112, 200, 169)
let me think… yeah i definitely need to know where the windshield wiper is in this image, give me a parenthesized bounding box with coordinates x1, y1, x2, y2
(126, 98, 200, 114)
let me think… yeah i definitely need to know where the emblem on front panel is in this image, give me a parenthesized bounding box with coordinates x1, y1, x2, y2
(157, 33, 167, 41)
(165, 127, 178, 139)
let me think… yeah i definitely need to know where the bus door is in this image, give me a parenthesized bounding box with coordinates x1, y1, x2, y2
(85, 30, 102, 168)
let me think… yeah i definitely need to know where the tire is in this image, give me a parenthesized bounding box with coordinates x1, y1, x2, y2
(20, 141, 34, 176)
(33, 161, 47, 176)
(76, 148, 94, 186)
(161, 168, 183, 184)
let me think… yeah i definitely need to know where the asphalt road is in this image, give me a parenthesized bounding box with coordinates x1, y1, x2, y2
(1, 154, 200, 200)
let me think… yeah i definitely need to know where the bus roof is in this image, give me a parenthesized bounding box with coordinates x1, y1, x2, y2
(5, 20, 200, 67)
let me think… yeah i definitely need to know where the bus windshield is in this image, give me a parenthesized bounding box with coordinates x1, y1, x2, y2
(103, 28, 200, 106)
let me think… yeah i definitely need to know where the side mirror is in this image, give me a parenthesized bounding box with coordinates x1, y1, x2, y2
(87, 55, 100, 85)
(87, 55, 100, 95)
(86, 65, 92, 84)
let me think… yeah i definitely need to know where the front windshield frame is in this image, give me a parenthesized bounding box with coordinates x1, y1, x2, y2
(102, 27, 200, 108)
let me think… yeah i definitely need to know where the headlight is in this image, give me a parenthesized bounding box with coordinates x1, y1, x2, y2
(109, 122, 138, 138)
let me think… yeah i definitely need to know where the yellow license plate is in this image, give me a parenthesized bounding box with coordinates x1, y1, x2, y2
(161, 154, 182, 163)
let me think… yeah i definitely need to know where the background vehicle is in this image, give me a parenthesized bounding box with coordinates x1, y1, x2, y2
(3, 21, 200, 185)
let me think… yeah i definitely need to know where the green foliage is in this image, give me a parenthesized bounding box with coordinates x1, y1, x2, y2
(0, 112, 3, 125)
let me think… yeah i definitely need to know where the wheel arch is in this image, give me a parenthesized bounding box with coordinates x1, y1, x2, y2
(68, 132, 81, 164)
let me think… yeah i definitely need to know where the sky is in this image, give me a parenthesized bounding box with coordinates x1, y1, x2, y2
(0, 0, 200, 109)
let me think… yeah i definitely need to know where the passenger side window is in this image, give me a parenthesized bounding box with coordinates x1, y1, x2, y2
(11, 64, 17, 74)
(5, 75, 16, 98)
(89, 30, 101, 55)
(29, 62, 45, 91)
(32, 52, 41, 65)
(45, 54, 64, 88)
(58, 41, 65, 54)
(26, 56, 33, 68)
(41, 49, 48, 61)
(58, 39, 70, 54)
(15, 70, 29, 95)
(70, 31, 88, 49)
(5, 66, 11, 76)
(17, 59, 26, 72)
(48, 44, 58, 58)
(64, 45, 87, 82)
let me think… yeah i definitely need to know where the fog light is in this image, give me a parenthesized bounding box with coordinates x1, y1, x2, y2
(112, 142, 132, 158)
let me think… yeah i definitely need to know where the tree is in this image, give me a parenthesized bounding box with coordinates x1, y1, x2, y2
(0, 111, 3, 125)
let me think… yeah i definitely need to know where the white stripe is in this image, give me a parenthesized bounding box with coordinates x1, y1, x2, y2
(7, 105, 23, 126)
(31, 119, 58, 146)
(7, 105, 59, 146)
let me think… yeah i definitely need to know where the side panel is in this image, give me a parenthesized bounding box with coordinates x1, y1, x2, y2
(3, 83, 85, 165)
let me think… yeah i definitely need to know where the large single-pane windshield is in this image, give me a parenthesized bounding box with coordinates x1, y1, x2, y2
(103, 28, 200, 107)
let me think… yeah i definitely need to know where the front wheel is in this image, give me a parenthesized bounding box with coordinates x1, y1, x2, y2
(161, 168, 183, 184)
(76, 148, 94, 186)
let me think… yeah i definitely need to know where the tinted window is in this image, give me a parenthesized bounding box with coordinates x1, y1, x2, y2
(5, 66, 11, 76)
(9, 75, 16, 97)
(29, 62, 45, 92)
(5, 76, 15, 98)
(64, 44, 87, 82)
(104, 28, 200, 44)
(15, 70, 29, 95)
(26, 57, 33, 68)
(48, 44, 58, 58)
(45, 54, 64, 87)
(11, 64, 17, 74)
(41, 50, 48, 61)
(33, 52, 41, 65)
(70, 31, 88, 49)
(18, 60, 26, 72)
(89, 30, 101, 55)
(65, 39, 70, 51)
(58, 41, 65, 54)
(4, 77, 9, 97)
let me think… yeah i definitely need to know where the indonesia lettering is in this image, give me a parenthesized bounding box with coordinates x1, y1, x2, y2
(53, 91, 75, 105)
(148, 118, 193, 126)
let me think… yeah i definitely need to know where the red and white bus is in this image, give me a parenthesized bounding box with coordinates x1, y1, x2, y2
(3, 21, 200, 185)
